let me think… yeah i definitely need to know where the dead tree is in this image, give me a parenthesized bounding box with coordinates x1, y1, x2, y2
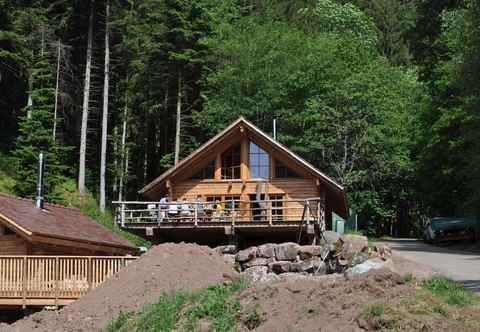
(78, 0, 94, 197)
(100, 0, 110, 213)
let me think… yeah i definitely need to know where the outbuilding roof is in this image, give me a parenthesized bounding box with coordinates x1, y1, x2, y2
(0, 192, 136, 253)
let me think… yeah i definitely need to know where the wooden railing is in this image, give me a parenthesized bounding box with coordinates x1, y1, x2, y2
(113, 198, 325, 229)
(0, 256, 137, 307)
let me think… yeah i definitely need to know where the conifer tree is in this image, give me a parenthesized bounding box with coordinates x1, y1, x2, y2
(13, 50, 71, 201)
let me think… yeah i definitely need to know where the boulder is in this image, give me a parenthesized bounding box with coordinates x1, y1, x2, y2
(299, 245, 323, 260)
(214, 245, 237, 255)
(320, 231, 340, 246)
(269, 261, 292, 274)
(340, 234, 368, 253)
(344, 258, 395, 279)
(373, 244, 392, 260)
(347, 252, 369, 267)
(289, 258, 325, 274)
(274, 243, 300, 261)
(257, 243, 276, 258)
(222, 254, 236, 265)
(242, 257, 271, 268)
(242, 266, 268, 283)
(235, 247, 257, 263)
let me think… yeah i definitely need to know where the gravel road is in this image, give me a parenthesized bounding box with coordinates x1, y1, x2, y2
(378, 239, 480, 293)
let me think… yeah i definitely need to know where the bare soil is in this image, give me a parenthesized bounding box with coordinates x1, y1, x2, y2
(0, 243, 235, 332)
(237, 270, 480, 332)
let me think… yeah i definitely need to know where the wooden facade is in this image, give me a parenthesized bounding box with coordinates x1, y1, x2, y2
(118, 117, 347, 245)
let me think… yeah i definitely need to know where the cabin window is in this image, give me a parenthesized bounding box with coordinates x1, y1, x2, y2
(206, 196, 222, 207)
(275, 160, 299, 178)
(221, 144, 241, 179)
(225, 196, 240, 210)
(249, 142, 269, 179)
(270, 194, 284, 221)
(191, 160, 215, 179)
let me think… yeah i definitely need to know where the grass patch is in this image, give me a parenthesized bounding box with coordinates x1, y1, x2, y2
(402, 273, 416, 284)
(423, 277, 478, 306)
(53, 179, 151, 248)
(0, 152, 16, 194)
(103, 280, 249, 332)
(364, 303, 386, 317)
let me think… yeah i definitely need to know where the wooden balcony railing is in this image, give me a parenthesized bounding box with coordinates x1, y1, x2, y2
(113, 198, 326, 230)
(0, 256, 137, 307)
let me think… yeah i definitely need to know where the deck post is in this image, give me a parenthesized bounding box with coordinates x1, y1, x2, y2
(87, 257, 92, 292)
(268, 200, 273, 226)
(306, 201, 310, 225)
(157, 203, 162, 225)
(121, 203, 125, 227)
(194, 203, 198, 227)
(22, 256, 26, 309)
(54, 257, 59, 308)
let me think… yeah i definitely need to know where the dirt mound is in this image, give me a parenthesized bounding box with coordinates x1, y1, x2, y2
(2, 243, 235, 332)
(238, 270, 410, 332)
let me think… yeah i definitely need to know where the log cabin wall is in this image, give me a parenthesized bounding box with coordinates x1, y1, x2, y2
(0, 235, 28, 255)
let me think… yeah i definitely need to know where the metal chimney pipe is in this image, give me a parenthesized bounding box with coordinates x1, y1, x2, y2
(273, 118, 277, 140)
(36, 152, 44, 209)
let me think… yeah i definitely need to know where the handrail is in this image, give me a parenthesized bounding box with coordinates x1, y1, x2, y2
(0, 256, 137, 307)
(113, 197, 326, 230)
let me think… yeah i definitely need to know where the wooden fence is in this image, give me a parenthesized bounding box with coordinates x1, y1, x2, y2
(0, 256, 137, 307)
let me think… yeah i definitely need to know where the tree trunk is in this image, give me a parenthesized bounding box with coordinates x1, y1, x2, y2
(53, 39, 61, 141)
(174, 74, 182, 165)
(118, 98, 128, 202)
(26, 71, 32, 120)
(100, 0, 110, 213)
(78, 0, 94, 197)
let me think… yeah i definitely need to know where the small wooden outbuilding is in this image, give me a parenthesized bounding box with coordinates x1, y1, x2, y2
(0, 192, 136, 256)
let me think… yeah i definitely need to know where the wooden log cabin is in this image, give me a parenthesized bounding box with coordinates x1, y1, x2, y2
(0, 193, 137, 308)
(117, 117, 347, 247)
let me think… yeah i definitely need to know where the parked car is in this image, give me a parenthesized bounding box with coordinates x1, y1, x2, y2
(423, 217, 479, 243)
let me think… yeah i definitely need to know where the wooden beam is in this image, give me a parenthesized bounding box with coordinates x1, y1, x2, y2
(214, 153, 222, 180)
(240, 138, 249, 180)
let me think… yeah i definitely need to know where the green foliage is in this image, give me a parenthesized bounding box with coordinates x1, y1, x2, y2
(52, 179, 151, 248)
(364, 302, 386, 317)
(103, 280, 248, 332)
(423, 277, 478, 306)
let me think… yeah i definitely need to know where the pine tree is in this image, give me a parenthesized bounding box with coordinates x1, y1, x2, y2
(13, 50, 71, 201)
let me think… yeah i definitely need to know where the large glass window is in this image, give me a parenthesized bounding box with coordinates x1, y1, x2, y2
(270, 194, 284, 221)
(221, 144, 241, 179)
(275, 159, 299, 178)
(191, 160, 215, 179)
(249, 142, 269, 179)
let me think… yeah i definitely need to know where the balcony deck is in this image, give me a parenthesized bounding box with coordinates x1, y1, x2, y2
(114, 198, 325, 244)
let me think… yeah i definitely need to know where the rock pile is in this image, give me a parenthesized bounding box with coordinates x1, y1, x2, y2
(214, 232, 393, 283)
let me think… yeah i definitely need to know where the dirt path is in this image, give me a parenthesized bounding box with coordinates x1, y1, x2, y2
(377, 239, 480, 293)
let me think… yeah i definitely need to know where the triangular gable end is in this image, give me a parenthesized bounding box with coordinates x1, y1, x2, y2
(139, 117, 345, 199)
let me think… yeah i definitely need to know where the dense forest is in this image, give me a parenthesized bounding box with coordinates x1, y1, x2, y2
(0, 0, 478, 236)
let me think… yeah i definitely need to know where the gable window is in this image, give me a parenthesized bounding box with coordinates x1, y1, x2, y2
(191, 160, 215, 179)
(249, 142, 269, 179)
(275, 160, 299, 178)
(221, 144, 241, 179)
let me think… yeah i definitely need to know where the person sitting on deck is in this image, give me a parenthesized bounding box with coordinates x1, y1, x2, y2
(212, 200, 225, 222)
(158, 197, 168, 222)
(168, 199, 179, 221)
(180, 198, 192, 221)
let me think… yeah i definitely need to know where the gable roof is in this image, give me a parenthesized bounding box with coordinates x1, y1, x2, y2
(139, 117, 345, 198)
(0, 192, 136, 253)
